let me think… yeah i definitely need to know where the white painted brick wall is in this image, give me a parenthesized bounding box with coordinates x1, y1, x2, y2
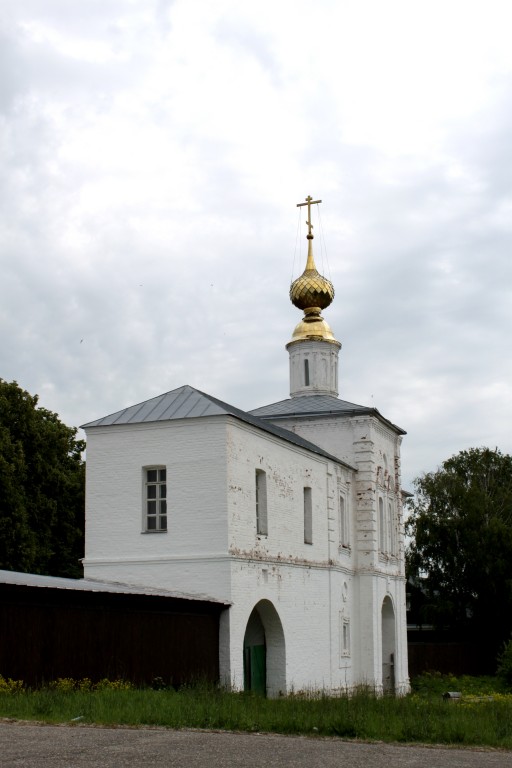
(84, 417, 230, 599)
(226, 420, 331, 562)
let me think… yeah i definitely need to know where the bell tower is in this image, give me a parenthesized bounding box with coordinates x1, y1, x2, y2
(287, 196, 341, 398)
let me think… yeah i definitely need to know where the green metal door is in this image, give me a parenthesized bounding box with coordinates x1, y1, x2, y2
(243, 644, 266, 695)
(251, 644, 266, 695)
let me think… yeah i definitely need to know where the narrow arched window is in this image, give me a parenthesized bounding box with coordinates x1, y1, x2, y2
(304, 487, 313, 544)
(339, 494, 348, 547)
(304, 358, 310, 386)
(255, 470, 268, 535)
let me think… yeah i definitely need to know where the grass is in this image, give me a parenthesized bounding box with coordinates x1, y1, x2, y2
(1, 674, 512, 749)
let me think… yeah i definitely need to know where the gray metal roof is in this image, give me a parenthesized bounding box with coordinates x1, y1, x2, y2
(249, 395, 406, 435)
(81, 386, 227, 427)
(82, 385, 355, 468)
(0, 569, 228, 604)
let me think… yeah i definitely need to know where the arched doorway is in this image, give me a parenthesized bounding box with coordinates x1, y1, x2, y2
(381, 595, 396, 694)
(243, 600, 286, 697)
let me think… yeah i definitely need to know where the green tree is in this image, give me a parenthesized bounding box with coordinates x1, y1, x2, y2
(406, 447, 512, 660)
(0, 379, 85, 578)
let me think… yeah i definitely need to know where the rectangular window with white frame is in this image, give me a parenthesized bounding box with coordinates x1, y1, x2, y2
(144, 467, 167, 532)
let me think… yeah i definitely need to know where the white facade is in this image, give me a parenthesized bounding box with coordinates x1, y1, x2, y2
(83, 386, 409, 695)
(82, 209, 410, 696)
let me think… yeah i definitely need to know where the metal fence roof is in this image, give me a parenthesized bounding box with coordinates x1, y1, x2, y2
(0, 569, 228, 605)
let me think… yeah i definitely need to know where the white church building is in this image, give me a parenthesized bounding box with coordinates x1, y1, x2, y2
(82, 197, 409, 696)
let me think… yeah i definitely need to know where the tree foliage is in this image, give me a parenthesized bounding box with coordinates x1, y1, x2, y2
(406, 447, 512, 656)
(0, 379, 85, 578)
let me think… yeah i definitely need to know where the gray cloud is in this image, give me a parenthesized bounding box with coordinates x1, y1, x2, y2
(1, 1, 511, 491)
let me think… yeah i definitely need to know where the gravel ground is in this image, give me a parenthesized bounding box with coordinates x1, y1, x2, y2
(1, 722, 512, 768)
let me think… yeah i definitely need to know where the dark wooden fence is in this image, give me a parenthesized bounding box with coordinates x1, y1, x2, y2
(0, 583, 226, 687)
(407, 626, 497, 677)
(407, 642, 488, 677)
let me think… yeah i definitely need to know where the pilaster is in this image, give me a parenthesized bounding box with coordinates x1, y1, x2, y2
(353, 428, 377, 568)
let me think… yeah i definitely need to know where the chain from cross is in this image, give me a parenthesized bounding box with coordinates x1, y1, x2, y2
(297, 195, 322, 238)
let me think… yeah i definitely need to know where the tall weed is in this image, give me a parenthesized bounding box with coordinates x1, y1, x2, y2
(1, 675, 512, 748)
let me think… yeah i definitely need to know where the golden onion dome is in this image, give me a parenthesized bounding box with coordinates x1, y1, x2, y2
(290, 239, 334, 311)
(290, 240, 334, 310)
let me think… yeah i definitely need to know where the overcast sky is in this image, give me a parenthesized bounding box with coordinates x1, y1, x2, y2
(1, 0, 511, 489)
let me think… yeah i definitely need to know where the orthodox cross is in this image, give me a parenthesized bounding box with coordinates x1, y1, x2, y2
(297, 195, 322, 238)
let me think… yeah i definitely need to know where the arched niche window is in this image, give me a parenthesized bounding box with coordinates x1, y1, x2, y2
(304, 358, 310, 386)
(379, 496, 386, 553)
(388, 501, 396, 556)
(340, 614, 350, 658)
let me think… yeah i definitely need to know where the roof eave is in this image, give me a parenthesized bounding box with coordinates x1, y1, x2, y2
(256, 407, 406, 436)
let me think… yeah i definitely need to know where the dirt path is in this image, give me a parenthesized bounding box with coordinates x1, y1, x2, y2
(1, 721, 511, 768)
